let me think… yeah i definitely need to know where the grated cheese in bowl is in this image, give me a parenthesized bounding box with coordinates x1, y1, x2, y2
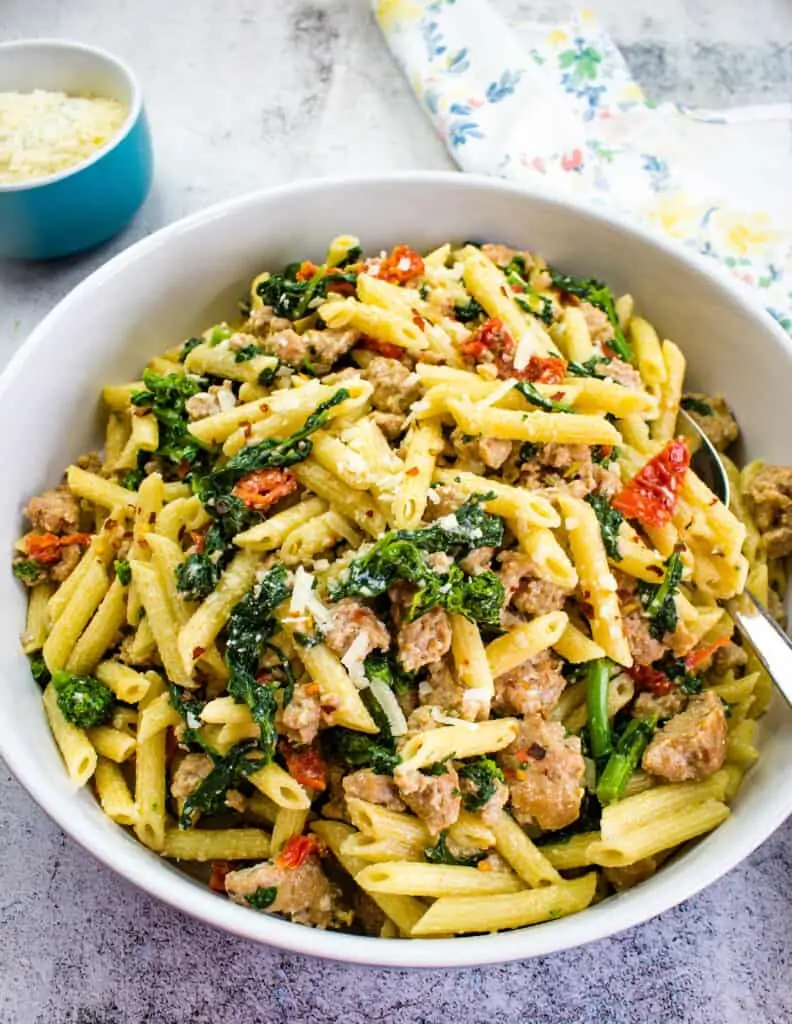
(0, 89, 127, 184)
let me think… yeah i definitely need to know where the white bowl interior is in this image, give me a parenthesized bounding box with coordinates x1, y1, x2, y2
(1, 174, 790, 967)
(0, 39, 134, 105)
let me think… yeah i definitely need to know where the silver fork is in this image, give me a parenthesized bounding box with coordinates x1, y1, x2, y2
(680, 409, 792, 707)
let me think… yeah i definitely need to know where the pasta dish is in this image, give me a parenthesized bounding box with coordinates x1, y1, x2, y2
(13, 236, 790, 938)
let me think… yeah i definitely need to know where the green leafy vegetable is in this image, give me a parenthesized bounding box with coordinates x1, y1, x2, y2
(422, 753, 455, 777)
(52, 670, 114, 728)
(197, 390, 349, 499)
(515, 380, 575, 414)
(168, 683, 208, 747)
(323, 728, 400, 776)
(566, 356, 609, 378)
(681, 395, 714, 417)
(122, 467, 145, 491)
(224, 565, 291, 759)
(246, 886, 278, 909)
(597, 717, 657, 804)
(424, 830, 485, 867)
(234, 344, 260, 363)
(586, 659, 612, 761)
(293, 630, 324, 649)
(330, 495, 504, 616)
(114, 559, 132, 586)
(12, 559, 43, 584)
(29, 655, 50, 687)
(258, 360, 280, 386)
(255, 262, 357, 321)
(335, 244, 363, 268)
(179, 337, 204, 362)
(363, 652, 415, 696)
(130, 371, 212, 473)
(549, 270, 633, 363)
(180, 740, 267, 828)
(585, 494, 623, 562)
(208, 324, 233, 346)
(654, 652, 702, 695)
(638, 550, 683, 640)
(453, 297, 484, 323)
(505, 259, 555, 326)
(175, 553, 219, 602)
(458, 757, 505, 812)
(518, 441, 541, 463)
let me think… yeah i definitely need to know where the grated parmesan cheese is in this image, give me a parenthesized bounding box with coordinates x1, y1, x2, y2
(369, 680, 408, 736)
(290, 566, 333, 628)
(478, 378, 517, 408)
(0, 89, 127, 184)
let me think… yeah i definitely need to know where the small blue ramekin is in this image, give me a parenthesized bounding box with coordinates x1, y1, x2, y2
(0, 39, 153, 260)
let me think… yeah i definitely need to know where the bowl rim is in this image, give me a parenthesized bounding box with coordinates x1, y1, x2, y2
(3, 170, 792, 968)
(0, 37, 143, 194)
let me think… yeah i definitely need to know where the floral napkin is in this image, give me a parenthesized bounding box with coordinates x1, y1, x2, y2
(373, 0, 792, 334)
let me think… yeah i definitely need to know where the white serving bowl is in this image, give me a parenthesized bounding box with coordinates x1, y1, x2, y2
(2, 173, 791, 968)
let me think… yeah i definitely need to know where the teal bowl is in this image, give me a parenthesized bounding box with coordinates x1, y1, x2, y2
(0, 39, 153, 260)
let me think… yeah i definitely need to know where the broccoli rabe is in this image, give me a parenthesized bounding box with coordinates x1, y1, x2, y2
(457, 757, 505, 812)
(175, 553, 219, 602)
(52, 670, 114, 728)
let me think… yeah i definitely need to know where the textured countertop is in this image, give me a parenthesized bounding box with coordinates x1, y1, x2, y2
(2, 2, 792, 1021)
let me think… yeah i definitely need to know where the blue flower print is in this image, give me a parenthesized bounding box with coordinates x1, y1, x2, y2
(448, 120, 484, 147)
(421, 19, 446, 61)
(642, 153, 670, 192)
(445, 48, 470, 74)
(485, 69, 521, 103)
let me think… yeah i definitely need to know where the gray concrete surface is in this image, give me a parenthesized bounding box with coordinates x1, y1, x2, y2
(1, 1, 791, 1021)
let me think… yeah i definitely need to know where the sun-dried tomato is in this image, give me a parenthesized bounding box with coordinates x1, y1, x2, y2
(358, 336, 405, 361)
(24, 532, 92, 564)
(684, 636, 731, 671)
(523, 355, 568, 384)
(367, 244, 424, 285)
(275, 834, 322, 870)
(280, 738, 328, 791)
(628, 664, 673, 696)
(209, 860, 232, 893)
(296, 261, 320, 282)
(232, 468, 297, 512)
(612, 439, 690, 527)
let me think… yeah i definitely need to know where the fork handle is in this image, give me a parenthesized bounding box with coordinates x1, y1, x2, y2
(729, 590, 792, 709)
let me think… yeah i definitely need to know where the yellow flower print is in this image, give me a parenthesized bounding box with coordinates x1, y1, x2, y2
(647, 193, 703, 239)
(715, 212, 778, 257)
(620, 82, 645, 102)
(375, 0, 423, 34)
(546, 29, 569, 46)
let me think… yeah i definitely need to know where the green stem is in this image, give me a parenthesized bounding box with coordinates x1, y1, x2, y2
(596, 718, 657, 805)
(586, 658, 612, 760)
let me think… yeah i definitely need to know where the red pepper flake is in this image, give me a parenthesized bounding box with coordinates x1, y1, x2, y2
(232, 468, 297, 512)
(190, 530, 206, 554)
(512, 747, 530, 768)
(280, 738, 328, 792)
(366, 244, 424, 285)
(209, 859, 232, 893)
(612, 438, 691, 528)
(412, 313, 426, 330)
(684, 636, 731, 671)
(358, 336, 405, 361)
(296, 261, 320, 282)
(406, 466, 420, 477)
(192, 646, 206, 660)
(628, 664, 673, 696)
(275, 834, 322, 870)
(24, 531, 92, 565)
